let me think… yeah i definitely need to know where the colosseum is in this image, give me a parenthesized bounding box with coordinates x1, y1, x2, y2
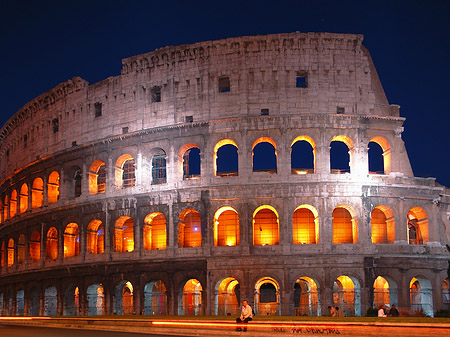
(0, 32, 449, 318)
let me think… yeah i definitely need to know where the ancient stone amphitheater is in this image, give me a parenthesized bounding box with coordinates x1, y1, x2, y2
(0, 32, 449, 318)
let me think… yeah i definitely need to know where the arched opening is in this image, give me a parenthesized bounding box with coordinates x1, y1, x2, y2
(114, 216, 134, 252)
(6, 292, 13, 316)
(369, 137, 391, 174)
(332, 205, 358, 244)
(293, 205, 319, 244)
(29, 287, 40, 316)
(179, 279, 203, 315)
(115, 154, 136, 188)
(373, 276, 398, 310)
(178, 209, 202, 248)
(294, 277, 320, 316)
(333, 275, 361, 316)
(63, 285, 80, 316)
(29, 230, 41, 261)
(252, 137, 277, 173)
(253, 205, 279, 246)
(1, 241, 5, 268)
(152, 149, 167, 184)
(16, 290, 25, 316)
(46, 227, 58, 260)
(143, 212, 167, 250)
(7, 238, 14, 267)
(144, 280, 167, 315)
(44, 286, 57, 316)
(47, 171, 60, 203)
(3, 195, 8, 220)
(442, 279, 450, 310)
(19, 183, 28, 213)
(89, 160, 106, 194)
(371, 206, 395, 244)
(181, 145, 201, 180)
(87, 220, 104, 254)
(17, 234, 25, 265)
(215, 277, 240, 315)
(407, 207, 429, 245)
(410, 276, 434, 316)
(87, 284, 105, 316)
(114, 281, 134, 315)
(255, 277, 280, 315)
(214, 139, 238, 177)
(10, 190, 17, 218)
(63, 223, 80, 258)
(330, 136, 354, 174)
(31, 178, 44, 208)
(291, 136, 315, 174)
(214, 207, 239, 247)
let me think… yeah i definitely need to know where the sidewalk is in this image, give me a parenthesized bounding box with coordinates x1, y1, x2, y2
(1, 317, 450, 336)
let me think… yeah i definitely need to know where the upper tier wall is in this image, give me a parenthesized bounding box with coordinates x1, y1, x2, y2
(0, 32, 398, 181)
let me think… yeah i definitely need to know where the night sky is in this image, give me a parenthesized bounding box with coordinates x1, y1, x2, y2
(1, 0, 449, 187)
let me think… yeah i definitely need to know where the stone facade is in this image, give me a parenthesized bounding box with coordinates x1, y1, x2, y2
(0, 32, 449, 317)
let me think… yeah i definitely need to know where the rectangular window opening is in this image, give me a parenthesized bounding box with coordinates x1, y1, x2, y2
(151, 86, 161, 103)
(296, 72, 308, 88)
(218, 77, 230, 93)
(122, 127, 129, 134)
(337, 107, 345, 114)
(185, 116, 193, 123)
(94, 102, 102, 117)
(261, 109, 269, 116)
(52, 118, 59, 133)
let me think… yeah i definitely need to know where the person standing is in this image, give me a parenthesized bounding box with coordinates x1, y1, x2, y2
(236, 300, 253, 332)
(389, 304, 399, 317)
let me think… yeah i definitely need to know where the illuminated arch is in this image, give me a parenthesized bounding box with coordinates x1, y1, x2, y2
(47, 171, 60, 203)
(407, 207, 429, 244)
(333, 275, 361, 316)
(10, 190, 17, 218)
(89, 160, 106, 194)
(178, 209, 202, 248)
(63, 285, 80, 316)
(214, 206, 239, 247)
(369, 136, 391, 175)
(330, 135, 354, 174)
(253, 205, 279, 246)
(442, 280, 449, 310)
(293, 204, 319, 244)
(214, 139, 238, 176)
(179, 144, 201, 180)
(114, 216, 134, 252)
(179, 279, 203, 315)
(143, 212, 167, 250)
(373, 276, 398, 309)
(3, 195, 8, 221)
(252, 137, 277, 173)
(115, 154, 136, 188)
(410, 276, 434, 317)
(19, 183, 29, 213)
(31, 178, 44, 208)
(46, 227, 58, 260)
(29, 230, 41, 262)
(332, 205, 358, 244)
(291, 136, 316, 174)
(294, 276, 320, 316)
(7, 238, 14, 267)
(64, 223, 80, 258)
(87, 284, 105, 316)
(214, 277, 240, 315)
(144, 280, 167, 315)
(371, 205, 395, 244)
(114, 280, 134, 315)
(87, 219, 104, 254)
(254, 277, 280, 315)
(151, 149, 167, 185)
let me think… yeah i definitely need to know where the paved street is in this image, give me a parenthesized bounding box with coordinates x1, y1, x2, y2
(0, 325, 175, 337)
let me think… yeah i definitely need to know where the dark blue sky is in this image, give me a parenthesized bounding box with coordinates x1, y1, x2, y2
(1, 0, 449, 187)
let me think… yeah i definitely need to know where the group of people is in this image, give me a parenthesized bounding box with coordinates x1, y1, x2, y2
(327, 306, 345, 317)
(377, 304, 399, 317)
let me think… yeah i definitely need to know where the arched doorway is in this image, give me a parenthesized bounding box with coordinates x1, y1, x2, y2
(333, 275, 361, 316)
(215, 277, 240, 315)
(144, 280, 167, 315)
(410, 276, 433, 316)
(16, 290, 25, 316)
(87, 284, 105, 316)
(114, 281, 134, 315)
(179, 279, 203, 315)
(28, 287, 40, 316)
(255, 277, 280, 316)
(63, 285, 80, 316)
(44, 286, 58, 316)
(294, 277, 320, 316)
(373, 276, 398, 309)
